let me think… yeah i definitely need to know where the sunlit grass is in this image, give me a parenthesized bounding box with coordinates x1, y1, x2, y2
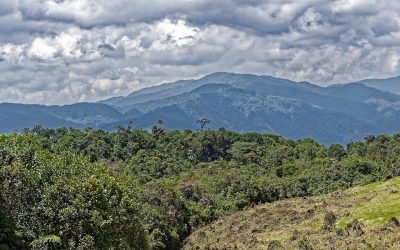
(185, 177, 400, 249)
(338, 178, 400, 229)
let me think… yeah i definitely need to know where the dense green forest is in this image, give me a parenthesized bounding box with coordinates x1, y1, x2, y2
(1, 125, 400, 249)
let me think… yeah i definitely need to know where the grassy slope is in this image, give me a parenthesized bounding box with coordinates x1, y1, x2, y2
(184, 177, 400, 249)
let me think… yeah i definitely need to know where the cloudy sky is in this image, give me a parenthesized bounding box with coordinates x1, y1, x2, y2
(0, 0, 400, 104)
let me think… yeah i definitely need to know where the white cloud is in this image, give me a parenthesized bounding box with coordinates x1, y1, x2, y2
(28, 37, 59, 60)
(152, 19, 199, 47)
(0, 0, 399, 104)
(0, 43, 25, 62)
(331, 0, 378, 14)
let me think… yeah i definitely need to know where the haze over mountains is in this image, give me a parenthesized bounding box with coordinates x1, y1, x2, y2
(356, 76, 400, 95)
(1, 72, 400, 144)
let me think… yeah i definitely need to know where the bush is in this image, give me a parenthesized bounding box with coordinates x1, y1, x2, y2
(0, 135, 148, 249)
(322, 211, 337, 232)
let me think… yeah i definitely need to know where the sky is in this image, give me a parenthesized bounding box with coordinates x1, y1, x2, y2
(0, 0, 400, 105)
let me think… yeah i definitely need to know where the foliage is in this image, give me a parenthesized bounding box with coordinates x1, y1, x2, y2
(2, 127, 400, 249)
(0, 135, 148, 249)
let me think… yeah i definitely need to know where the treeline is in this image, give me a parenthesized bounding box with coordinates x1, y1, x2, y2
(1, 126, 400, 249)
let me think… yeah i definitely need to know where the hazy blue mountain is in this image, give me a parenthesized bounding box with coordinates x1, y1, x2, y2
(357, 76, 400, 95)
(100, 72, 400, 144)
(0, 103, 123, 133)
(99, 72, 322, 110)
(111, 83, 379, 144)
(102, 73, 396, 123)
(100, 79, 204, 108)
(2, 73, 400, 144)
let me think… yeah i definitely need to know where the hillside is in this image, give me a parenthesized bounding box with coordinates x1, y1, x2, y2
(101, 73, 400, 144)
(2, 128, 400, 249)
(2, 73, 400, 144)
(0, 103, 123, 133)
(100, 72, 400, 144)
(185, 177, 400, 249)
(119, 83, 378, 145)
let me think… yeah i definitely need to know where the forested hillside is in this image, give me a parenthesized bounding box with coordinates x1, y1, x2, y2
(1, 126, 400, 249)
(2, 73, 400, 144)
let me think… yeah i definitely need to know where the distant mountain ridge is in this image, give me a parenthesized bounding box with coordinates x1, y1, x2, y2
(356, 76, 400, 95)
(1, 72, 400, 144)
(0, 103, 123, 132)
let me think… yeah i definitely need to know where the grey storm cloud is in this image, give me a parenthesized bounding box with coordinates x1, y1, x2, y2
(0, 0, 399, 104)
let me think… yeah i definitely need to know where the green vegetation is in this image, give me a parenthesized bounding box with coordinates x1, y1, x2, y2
(337, 179, 400, 229)
(185, 177, 400, 249)
(1, 126, 400, 249)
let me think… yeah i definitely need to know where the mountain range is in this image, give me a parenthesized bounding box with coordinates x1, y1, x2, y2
(1, 72, 400, 144)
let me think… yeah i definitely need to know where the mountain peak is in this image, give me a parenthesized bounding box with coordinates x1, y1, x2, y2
(199, 72, 240, 82)
(203, 72, 234, 77)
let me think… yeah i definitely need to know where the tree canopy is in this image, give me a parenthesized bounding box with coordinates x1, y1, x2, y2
(1, 127, 400, 249)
